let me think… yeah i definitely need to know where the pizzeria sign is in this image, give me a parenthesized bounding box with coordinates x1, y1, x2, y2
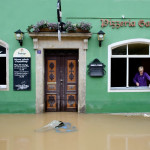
(101, 19, 150, 29)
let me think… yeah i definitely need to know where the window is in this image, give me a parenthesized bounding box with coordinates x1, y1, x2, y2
(0, 41, 9, 90)
(108, 39, 150, 92)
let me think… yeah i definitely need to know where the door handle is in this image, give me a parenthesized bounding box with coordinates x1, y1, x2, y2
(60, 79, 63, 85)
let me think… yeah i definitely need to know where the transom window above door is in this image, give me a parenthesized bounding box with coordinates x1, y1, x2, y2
(108, 39, 150, 92)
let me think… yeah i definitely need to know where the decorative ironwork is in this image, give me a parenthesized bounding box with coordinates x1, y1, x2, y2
(68, 95, 75, 107)
(49, 62, 55, 81)
(48, 95, 55, 107)
(69, 62, 74, 80)
(69, 73, 74, 80)
(49, 74, 55, 81)
(69, 62, 74, 69)
(49, 63, 54, 69)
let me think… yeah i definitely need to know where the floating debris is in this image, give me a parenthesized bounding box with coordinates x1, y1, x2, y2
(35, 120, 64, 132)
(35, 120, 77, 133)
(143, 114, 150, 117)
(55, 122, 77, 133)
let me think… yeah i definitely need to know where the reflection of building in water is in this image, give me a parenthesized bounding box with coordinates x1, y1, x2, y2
(107, 134, 150, 150)
(0, 139, 8, 150)
(14, 137, 33, 150)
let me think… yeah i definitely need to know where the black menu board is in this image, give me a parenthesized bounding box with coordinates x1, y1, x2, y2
(13, 48, 31, 91)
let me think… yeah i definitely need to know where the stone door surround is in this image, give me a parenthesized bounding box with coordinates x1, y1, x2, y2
(29, 32, 91, 113)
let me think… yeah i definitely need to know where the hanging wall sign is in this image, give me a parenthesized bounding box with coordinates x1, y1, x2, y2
(13, 48, 31, 91)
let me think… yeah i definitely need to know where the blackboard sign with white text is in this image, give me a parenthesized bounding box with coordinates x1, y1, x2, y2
(13, 48, 31, 91)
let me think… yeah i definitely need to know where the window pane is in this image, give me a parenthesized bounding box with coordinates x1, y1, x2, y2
(0, 46, 6, 54)
(0, 57, 6, 85)
(112, 45, 127, 55)
(111, 58, 126, 87)
(129, 58, 150, 86)
(128, 44, 149, 55)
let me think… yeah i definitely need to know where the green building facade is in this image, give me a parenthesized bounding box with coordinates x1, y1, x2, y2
(1, 0, 150, 113)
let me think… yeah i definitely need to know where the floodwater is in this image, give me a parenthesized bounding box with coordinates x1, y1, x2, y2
(0, 113, 150, 150)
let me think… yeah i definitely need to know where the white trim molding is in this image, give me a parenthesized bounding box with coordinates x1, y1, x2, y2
(108, 38, 150, 92)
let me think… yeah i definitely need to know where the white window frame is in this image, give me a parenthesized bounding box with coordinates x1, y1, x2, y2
(108, 38, 150, 92)
(0, 40, 9, 91)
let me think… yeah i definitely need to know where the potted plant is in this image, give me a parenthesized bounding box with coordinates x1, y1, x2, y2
(63, 21, 76, 33)
(33, 20, 49, 32)
(27, 25, 34, 33)
(76, 21, 92, 33)
(47, 23, 58, 32)
(27, 20, 58, 33)
(27, 20, 92, 33)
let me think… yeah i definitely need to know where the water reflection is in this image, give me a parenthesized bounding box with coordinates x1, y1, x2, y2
(14, 137, 33, 150)
(107, 134, 150, 150)
(0, 139, 8, 150)
(0, 113, 150, 150)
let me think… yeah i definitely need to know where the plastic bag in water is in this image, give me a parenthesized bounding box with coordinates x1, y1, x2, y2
(35, 120, 64, 132)
(55, 122, 77, 133)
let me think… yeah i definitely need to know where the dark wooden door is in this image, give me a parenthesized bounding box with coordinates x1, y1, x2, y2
(45, 50, 78, 112)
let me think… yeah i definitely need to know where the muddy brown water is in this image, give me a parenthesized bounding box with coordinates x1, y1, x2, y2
(0, 113, 150, 150)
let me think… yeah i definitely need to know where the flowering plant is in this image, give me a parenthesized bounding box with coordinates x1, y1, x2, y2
(76, 21, 92, 31)
(27, 20, 92, 33)
(32, 20, 48, 32)
(47, 23, 58, 30)
(27, 20, 58, 32)
(63, 21, 76, 32)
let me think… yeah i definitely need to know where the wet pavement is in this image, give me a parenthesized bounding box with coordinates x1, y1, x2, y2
(0, 112, 150, 150)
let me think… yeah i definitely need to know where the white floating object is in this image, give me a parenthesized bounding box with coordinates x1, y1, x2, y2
(144, 114, 150, 117)
(35, 120, 63, 132)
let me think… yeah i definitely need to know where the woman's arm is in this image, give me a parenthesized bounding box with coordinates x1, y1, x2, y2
(133, 73, 139, 86)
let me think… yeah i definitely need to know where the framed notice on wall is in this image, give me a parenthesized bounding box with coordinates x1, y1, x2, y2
(13, 48, 31, 91)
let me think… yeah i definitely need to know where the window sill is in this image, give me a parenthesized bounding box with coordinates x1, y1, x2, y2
(109, 86, 150, 92)
(0, 85, 9, 91)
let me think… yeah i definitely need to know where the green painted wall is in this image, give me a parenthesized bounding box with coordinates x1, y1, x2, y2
(0, 0, 150, 113)
(68, 18, 150, 113)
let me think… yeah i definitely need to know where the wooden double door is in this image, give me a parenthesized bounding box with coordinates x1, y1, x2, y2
(45, 50, 78, 112)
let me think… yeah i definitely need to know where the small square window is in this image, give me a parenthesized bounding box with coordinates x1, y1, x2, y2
(0, 46, 6, 54)
(112, 45, 127, 55)
(111, 58, 126, 87)
(128, 44, 149, 55)
(0, 57, 6, 85)
(0, 43, 8, 90)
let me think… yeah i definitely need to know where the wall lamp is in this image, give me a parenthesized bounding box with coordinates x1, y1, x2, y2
(97, 30, 105, 47)
(14, 29, 24, 46)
